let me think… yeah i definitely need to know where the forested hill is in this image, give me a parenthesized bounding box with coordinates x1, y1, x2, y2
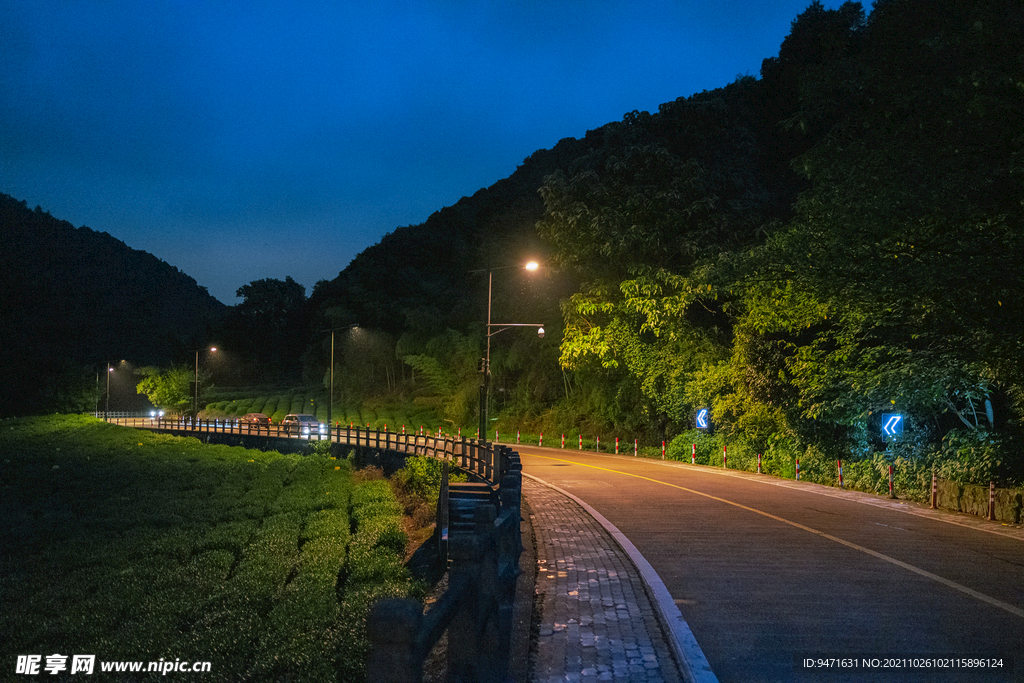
(308, 136, 595, 335)
(308, 0, 1024, 473)
(0, 193, 226, 415)
(306, 3, 816, 339)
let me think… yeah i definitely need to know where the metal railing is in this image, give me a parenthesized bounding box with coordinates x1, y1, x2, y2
(94, 411, 153, 419)
(109, 417, 505, 474)
(107, 415, 523, 683)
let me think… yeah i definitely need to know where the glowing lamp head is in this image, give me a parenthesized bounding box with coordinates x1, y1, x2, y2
(537, 327, 545, 338)
(525, 261, 539, 271)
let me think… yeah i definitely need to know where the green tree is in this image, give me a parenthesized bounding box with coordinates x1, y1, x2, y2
(537, 86, 776, 432)
(731, 0, 1024, 445)
(136, 367, 193, 413)
(223, 277, 309, 382)
(402, 329, 480, 426)
(339, 328, 400, 396)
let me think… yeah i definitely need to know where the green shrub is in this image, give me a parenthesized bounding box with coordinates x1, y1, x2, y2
(0, 416, 414, 682)
(933, 429, 1004, 484)
(392, 455, 467, 500)
(331, 476, 413, 682)
(260, 395, 279, 418)
(333, 580, 413, 683)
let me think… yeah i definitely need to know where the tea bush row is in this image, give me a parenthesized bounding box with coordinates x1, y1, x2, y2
(333, 478, 412, 682)
(0, 415, 415, 682)
(203, 392, 442, 432)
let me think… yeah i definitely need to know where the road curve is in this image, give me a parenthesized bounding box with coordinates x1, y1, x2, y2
(517, 445, 1024, 683)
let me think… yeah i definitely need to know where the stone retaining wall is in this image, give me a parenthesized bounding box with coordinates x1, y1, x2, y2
(934, 479, 1023, 523)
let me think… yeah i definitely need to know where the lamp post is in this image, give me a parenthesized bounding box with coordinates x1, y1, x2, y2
(475, 261, 544, 441)
(321, 324, 359, 428)
(193, 347, 217, 417)
(105, 363, 113, 420)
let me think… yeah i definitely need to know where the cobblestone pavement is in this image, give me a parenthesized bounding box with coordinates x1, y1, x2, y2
(525, 475, 685, 683)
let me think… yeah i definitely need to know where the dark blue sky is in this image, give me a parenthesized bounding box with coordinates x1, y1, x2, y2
(1, 1, 835, 304)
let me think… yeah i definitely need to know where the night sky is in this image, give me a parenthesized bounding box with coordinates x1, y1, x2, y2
(2, 1, 836, 304)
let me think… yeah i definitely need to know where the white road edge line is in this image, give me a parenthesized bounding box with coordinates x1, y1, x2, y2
(523, 472, 720, 683)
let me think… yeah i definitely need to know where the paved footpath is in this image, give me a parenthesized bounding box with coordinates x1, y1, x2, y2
(524, 475, 688, 683)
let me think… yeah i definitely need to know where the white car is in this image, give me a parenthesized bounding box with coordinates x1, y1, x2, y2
(281, 413, 327, 437)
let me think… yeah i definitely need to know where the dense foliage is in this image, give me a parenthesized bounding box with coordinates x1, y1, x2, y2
(533, 0, 1024, 483)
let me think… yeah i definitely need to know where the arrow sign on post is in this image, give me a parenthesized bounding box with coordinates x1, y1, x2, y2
(696, 409, 709, 430)
(881, 413, 903, 437)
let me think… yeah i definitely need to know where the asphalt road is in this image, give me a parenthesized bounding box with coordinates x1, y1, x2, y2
(516, 445, 1024, 683)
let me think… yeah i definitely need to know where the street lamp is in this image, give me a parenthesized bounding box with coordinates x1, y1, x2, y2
(474, 261, 544, 441)
(106, 363, 113, 420)
(321, 324, 359, 428)
(193, 347, 217, 418)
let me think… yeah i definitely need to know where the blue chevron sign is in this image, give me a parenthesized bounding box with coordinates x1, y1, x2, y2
(881, 413, 904, 437)
(696, 408, 709, 430)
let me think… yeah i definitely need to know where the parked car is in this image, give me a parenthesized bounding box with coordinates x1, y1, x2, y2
(281, 413, 327, 437)
(239, 412, 270, 427)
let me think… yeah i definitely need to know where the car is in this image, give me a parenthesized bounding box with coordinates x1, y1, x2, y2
(281, 413, 327, 437)
(239, 412, 270, 427)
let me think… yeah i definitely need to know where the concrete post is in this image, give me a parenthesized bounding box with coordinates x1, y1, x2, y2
(448, 502, 500, 683)
(366, 599, 424, 683)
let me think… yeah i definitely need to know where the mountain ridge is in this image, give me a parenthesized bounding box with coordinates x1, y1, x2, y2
(0, 193, 227, 415)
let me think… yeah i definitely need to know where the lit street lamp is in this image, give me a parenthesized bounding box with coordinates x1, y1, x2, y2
(474, 261, 544, 441)
(193, 347, 217, 417)
(106, 363, 113, 420)
(321, 324, 358, 429)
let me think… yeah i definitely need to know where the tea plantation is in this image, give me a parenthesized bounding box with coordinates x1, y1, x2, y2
(202, 390, 442, 434)
(0, 415, 416, 682)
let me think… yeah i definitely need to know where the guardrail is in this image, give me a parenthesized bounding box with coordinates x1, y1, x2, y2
(111, 416, 509, 481)
(94, 411, 153, 419)
(107, 415, 524, 683)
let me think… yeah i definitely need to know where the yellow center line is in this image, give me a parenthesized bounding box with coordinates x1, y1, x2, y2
(521, 451, 1024, 620)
